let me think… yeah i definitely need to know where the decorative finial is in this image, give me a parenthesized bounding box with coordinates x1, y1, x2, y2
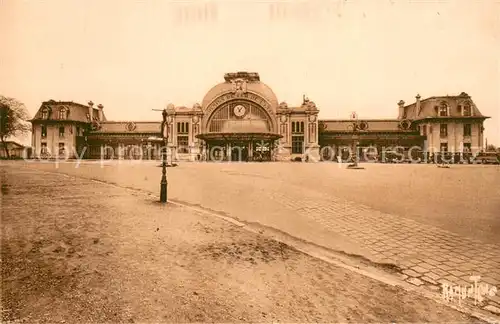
(416, 94, 421, 99)
(97, 104, 103, 109)
(88, 100, 94, 107)
(398, 100, 405, 106)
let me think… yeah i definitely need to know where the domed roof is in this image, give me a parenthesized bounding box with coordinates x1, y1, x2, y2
(201, 72, 279, 112)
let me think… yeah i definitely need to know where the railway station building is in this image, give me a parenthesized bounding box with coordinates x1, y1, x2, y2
(29, 72, 489, 162)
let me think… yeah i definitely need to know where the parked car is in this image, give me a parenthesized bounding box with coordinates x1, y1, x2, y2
(472, 152, 500, 164)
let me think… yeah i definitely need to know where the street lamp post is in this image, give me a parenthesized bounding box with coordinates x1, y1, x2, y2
(160, 109, 168, 203)
(152, 106, 173, 203)
(348, 112, 364, 169)
(351, 122, 359, 168)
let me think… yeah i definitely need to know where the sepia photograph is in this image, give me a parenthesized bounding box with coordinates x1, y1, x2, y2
(1, 0, 499, 323)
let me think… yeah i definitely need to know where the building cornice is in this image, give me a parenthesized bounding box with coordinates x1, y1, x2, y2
(87, 132, 160, 136)
(320, 130, 420, 135)
(412, 116, 490, 122)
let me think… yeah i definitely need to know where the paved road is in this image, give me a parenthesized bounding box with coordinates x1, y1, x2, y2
(1, 166, 483, 323)
(7, 160, 500, 315)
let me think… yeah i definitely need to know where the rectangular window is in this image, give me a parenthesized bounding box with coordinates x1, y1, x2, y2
(439, 106, 448, 117)
(58, 109, 66, 119)
(292, 121, 304, 134)
(463, 124, 472, 137)
(463, 105, 472, 116)
(463, 143, 471, 153)
(291, 135, 304, 154)
(440, 143, 448, 153)
(177, 135, 189, 153)
(440, 124, 448, 137)
(76, 126, 80, 136)
(41, 125, 47, 138)
(58, 143, 65, 155)
(41, 110, 48, 119)
(422, 125, 427, 136)
(177, 122, 189, 134)
(59, 126, 65, 137)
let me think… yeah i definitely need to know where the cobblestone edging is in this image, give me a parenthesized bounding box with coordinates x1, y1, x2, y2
(261, 185, 500, 316)
(195, 169, 500, 317)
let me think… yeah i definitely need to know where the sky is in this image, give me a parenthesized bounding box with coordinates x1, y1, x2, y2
(1, 0, 499, 146)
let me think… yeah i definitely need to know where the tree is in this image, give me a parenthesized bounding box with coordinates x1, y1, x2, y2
(0, 96, 31, 158)
(486, 144, 497, 152)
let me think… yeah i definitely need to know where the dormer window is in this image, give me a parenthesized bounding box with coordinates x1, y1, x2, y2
(41, 108, 49, 119)
(463, 103, 472, 116)
(439, 102, 448, 117)
(58, 107, 67, 119)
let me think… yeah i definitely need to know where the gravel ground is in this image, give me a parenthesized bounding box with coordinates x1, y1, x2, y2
(1, 166, 485, 323)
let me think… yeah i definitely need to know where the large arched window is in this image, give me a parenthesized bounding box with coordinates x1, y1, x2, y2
(208, 100, 272, 133)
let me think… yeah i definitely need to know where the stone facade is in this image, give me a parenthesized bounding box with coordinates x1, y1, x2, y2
(404, 93, 487, 155)
(29, 73, 489, 161)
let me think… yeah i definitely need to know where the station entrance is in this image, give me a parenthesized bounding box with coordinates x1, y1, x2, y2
(197, 133, 281, 162)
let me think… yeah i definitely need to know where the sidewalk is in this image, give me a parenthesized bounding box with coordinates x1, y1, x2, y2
(0, 166, 484, 323)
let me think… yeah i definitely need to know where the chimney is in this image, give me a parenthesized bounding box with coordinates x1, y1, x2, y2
(88, 100, 94, 121)
(97, 104, 104, 121)
(398, 100, 405, 119)
(415, 94, 421, 116)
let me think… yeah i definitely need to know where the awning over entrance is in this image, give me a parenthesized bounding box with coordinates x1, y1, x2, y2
(196, 132, 282, 141)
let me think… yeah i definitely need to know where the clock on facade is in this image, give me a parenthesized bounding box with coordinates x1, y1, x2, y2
(233, 104, 246, 117)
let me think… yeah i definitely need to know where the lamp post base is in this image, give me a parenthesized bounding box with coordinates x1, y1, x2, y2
(160, 179, 167, 203)
(160, 158, 167, 202)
